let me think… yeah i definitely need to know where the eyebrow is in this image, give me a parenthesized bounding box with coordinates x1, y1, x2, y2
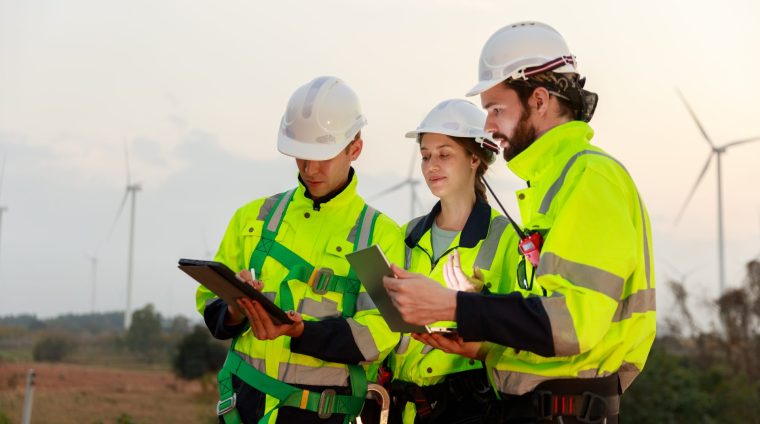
(483, 102, 498, 109)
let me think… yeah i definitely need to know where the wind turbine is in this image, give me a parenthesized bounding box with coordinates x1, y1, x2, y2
(105, 143, 141, 330)
(674, 90, 760, 293)
(369, 150, 425, 220)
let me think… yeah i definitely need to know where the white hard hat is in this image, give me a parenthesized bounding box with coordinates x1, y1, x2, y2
(406, 99, 499, 162)
(466, 22, 577, 97)
(277, 76, 367, 161)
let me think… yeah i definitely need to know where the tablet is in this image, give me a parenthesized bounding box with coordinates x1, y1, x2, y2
(178, 258, 293, 325)
(346, 245, 456, 334)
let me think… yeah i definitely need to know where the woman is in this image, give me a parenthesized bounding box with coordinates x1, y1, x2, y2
(386, 99, 530, 423)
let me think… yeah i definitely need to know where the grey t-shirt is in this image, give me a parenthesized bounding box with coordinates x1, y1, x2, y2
(431, 221, 460, 262)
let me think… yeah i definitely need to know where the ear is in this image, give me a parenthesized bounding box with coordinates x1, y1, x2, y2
(532, 87, 551, 117)
(470, 153, 481, 169)
(348, 138, 363, 161)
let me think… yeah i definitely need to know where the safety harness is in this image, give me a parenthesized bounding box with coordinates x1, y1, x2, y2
(217, 188, 380, 424)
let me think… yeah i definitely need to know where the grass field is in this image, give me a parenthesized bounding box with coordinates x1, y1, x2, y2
(0, 361, 219, 424)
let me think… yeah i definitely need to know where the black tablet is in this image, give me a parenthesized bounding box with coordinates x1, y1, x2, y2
(178, 258, 293, 325)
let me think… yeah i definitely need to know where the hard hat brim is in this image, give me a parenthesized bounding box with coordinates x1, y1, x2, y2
(465, 79, 504, 97)
(277, 131, 352, 161)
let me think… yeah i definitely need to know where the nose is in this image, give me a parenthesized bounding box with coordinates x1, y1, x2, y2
(484, 113, 498, 135)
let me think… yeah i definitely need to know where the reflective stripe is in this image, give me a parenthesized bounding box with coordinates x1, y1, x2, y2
(612, 288, 656, 322)
(395, 335, 412, 354)
(491, 368, 555, 395)
(618, 361, 641, 392)
(347, 318, 380, 362)
(298, 297, 340, 319)
(357, 206, 377, 249)
(204, 297, 219, 307)
(355, 292, 377, 312)
(279, 362, 349, 387)
(420, 345, 434, 355)
(257, 194, 280, 221)
(262, 292, 276, 303)
(638, 194, 652, 289)
(491, 367, 610, 395)
(266, 189, 295, 233)
(538, 252, 624, 300)
(404, 216, 425, 270)
(540, 295, 580, 356)
(474, 216, 509, 270)
(236, 350, 267, 374)
(539, 150, 627, 214)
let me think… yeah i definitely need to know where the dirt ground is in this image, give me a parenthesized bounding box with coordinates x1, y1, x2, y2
(0, 362, 218, 424)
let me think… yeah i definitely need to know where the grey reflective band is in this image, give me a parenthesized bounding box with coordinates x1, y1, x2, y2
(474, 216, 509, 270)
(537, 252, 625, 300)
(279, 362, 349, 387)
(539, 150, 628, 214)
(263, 292, 276, 303)
(266, 189, 296, 233)
(357, 206, 378, 249)
(298, 297, 340, 319)
(540, 295, 581, 356)
(237, 351, 267, 374)
(257, 194, 280, 221)
(347, 318, 381, 362)
(355, 292, 377, 312)
(612, 288, 656, 322)
(491, 367, 614, 396)
(395, 335, 412, 355)
(302, 76, 330, 119)
(420, 345, 434, 355)
(404, 216, 425, 270)
(617, 361, 641, 392)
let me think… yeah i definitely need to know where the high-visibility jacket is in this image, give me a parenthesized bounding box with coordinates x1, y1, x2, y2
(456, 121, 656, 396)
(388, 198, 533, 422)
(196, 170, 403, 422)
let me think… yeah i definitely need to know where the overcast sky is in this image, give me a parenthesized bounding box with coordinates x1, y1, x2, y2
(1, 0, 759, 325)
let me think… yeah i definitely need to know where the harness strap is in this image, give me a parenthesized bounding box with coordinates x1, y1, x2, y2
(218, 350, 366, 424)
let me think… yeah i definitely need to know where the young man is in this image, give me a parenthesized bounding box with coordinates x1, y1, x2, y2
(384, 22, 655, 423)
(198, 76, 402, 423)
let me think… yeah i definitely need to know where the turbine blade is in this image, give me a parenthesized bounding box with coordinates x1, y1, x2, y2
(369, 180, 409, 200)
(676, 89, 715, 149)
(123, 141, 132, 186)
(105, 188, 130, 242)
(722, 136, 760, 150)
(407, 150, 417, 179)
(674, 153, 714, 224)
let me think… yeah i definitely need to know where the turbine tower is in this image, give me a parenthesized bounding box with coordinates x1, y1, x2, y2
(675, 90, 760, 293)
(369, 150, 425, 220)
(106, 143, 141, 330)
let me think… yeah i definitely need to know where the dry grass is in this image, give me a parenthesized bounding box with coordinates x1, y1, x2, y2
(0, 362, 219, 424)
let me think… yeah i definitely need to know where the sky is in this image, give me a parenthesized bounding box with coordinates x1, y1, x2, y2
(1, 0, 759, 326)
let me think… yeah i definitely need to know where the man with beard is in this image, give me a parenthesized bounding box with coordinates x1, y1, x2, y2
(384, 22, 655, 423)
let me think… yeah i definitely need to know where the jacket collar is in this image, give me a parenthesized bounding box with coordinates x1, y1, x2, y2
(296, 167, 357, 211)
(405, 196, 492, 249)
(507, 121, 594, 183)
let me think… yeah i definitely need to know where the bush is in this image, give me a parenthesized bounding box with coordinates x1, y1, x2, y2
(172, 325, 227, 380)
(33, 334, 76, 362)
(125, 304, 164, 362)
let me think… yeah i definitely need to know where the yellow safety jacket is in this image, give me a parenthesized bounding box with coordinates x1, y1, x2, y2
(388, 199, 531, 422)
(196, 171, 403, 423)
(480, 121, 656, 396)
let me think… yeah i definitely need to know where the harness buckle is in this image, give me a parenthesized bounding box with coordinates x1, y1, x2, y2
(532, 390, 553, 420)
(216, 393, 237, 416)
(317, 388, 336, 419)
(577, 391, 609, 424)
(311, 267, 334, 295)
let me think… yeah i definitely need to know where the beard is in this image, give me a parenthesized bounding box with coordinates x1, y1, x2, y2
(495, 108, 537, 162)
